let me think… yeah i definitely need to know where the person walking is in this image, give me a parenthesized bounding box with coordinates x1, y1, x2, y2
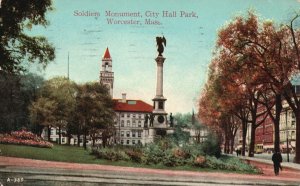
(272, 151, 283, 176)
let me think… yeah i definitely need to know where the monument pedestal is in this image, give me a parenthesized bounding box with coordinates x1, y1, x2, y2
(147, 55, 173, 142)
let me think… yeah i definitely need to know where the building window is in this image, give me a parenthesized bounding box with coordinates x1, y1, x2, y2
(138, 121, 142, 127)
(138, 140, 141, 144)
(121, 120, 124, 127)
(121, 113, 124, 118)
(62, 138, 65, 143)
(127, 113, 130, 118)
(127, 140, 130, 145)
(56, 128, 59, 134)
(138, 114, 142, 119)
(121, 131, 124, 137)
(127, 120, 130, 127)
(132, 140, 136, 145)
(121, 140, 124, 145)
(132, 120, 136, 127)
(292, 131, 296, 139)
(133, 114, 136, 118)
(132, 131, 136, 137)
(51, 129, 54, 135)
(292, 121, 295, 127)
(138, 131, 142, 137)
(126, 131, 130, 137)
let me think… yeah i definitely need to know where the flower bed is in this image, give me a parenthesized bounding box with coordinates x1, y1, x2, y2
(0, 130, 53, 148)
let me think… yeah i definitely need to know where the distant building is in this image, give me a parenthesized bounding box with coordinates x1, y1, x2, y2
(238, 83, 300, 153)
(113, 93, 153, 145)
(280, 101, 297, 153)
(41, 128, 68, 144)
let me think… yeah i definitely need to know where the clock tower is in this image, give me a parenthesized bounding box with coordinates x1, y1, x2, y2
(100, 47, 114, 97)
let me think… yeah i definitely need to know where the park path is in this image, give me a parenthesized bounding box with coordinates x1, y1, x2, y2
(0, 156, 300, 185)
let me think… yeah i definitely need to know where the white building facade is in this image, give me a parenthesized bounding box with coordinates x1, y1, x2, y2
(113, 94, 153, 146)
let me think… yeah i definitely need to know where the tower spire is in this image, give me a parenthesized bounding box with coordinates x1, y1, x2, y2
(100, 47, 114, 97)
(103, 47, 111, 59)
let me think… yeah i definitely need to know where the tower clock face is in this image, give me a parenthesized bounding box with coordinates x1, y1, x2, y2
(158, 115, 165, 123)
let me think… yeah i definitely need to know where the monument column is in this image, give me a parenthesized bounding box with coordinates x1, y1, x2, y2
(148, 36, 170, 142)
(156, 58, 164, 97)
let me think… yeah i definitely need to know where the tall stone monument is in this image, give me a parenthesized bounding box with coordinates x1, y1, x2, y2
(148, 36, 173, 142)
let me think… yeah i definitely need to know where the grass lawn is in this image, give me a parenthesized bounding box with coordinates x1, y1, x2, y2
(0, 144, 257, 174)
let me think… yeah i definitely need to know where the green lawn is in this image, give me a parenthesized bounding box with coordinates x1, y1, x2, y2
(0, 144, 258, 174)
(0, 144, 139, 167)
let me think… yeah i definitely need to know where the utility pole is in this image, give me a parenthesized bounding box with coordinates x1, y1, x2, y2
(67, 52, 70, 79)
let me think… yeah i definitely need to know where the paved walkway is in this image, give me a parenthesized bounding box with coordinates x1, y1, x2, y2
(237, 154, 300, 171)
(0, 156, 300, 185)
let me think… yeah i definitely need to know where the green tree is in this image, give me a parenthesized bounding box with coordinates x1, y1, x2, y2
(29, 97, 58, 140)
(0, 0, 55, 74)
(20, 73, 44, 133)
(29, 77, 77, 143)
(0, 72, 44, 133)
(43, 77, 77, 144)
(171, 113, 193, 145)
(0, 73, 22, 132)
(74, 82, 115, 149)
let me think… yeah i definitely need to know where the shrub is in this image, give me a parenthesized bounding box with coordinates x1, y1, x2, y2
(143, 143, 166, 164)
(163, 151, 189, 167)
(125, 149, 143, 163)
(193, 155, 206, 167)
(204, 156, 261, 173)
(173, 148, 189, 159)
(91, 147, 129, 161)
(201, 133, 221, 158)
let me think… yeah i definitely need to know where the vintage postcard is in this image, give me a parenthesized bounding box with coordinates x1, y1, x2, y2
(0, 0, 300, 185)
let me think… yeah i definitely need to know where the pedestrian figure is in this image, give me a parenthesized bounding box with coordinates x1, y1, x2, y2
(149, 114, 154, 127)
(272, 151, 283, 176)
(169, 113, 173, 127)
(144, 114, 149, 128)
(236, 149, 239, 157)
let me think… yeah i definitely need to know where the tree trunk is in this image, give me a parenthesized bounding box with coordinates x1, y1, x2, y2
(274, 94, 282, 153)
(67, 134, 70, 145)
(83, 132, 87, 150)
(102, 137, 107, 148)
(92, 135, 95, 147)
(248, 123, 256, 157)
(230, 136, 235, 154)
(58, 126, 61, 145)
(77, 133, 80, 147)
(47, 126, 51, 141)
(66, 127, 71, 145)
(242, 121, 247, 156)
(224, 132, 230, 154)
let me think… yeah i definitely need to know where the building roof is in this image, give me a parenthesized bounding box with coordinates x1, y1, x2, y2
(113, 99, 153, 113)
(103, 47, 111, 59)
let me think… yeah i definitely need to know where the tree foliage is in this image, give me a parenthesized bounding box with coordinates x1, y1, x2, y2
(0, 0, 55, 73)
(199, 11, 300, 162)
(0, 72, 44, 133)
(73, 82, 115, 148)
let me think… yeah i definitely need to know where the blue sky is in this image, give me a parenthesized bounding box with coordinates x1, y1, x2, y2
(29, 0, 300, 114)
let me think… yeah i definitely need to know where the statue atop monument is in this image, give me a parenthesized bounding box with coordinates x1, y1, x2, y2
(156, 36, 166, 56)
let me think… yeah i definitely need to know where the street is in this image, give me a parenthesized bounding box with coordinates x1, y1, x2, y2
(1, 156, 300, 186)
